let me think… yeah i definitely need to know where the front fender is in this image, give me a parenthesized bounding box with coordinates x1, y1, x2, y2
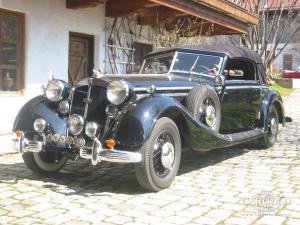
(260, 90, 285, 130)
(13, 96, 67, 138)
(108, 96, 238, 151)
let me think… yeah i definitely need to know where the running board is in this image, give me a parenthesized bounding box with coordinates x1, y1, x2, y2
(222, 129, 265, 144)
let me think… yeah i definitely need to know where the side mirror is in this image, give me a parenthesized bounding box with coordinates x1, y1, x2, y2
(215, 75, 226, 86)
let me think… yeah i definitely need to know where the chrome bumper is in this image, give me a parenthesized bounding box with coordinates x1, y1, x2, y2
(12, 135, 43, 154)
(14, 133, 141, 164)
(80, 138, 141, 165)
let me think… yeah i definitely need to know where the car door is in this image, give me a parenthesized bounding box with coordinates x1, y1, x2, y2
(219, 58, 263, 133)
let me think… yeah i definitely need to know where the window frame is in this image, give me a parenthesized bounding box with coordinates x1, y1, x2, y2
(140, 52, 175, 74)
(134, 42, 153, 73)
(224, 58, 258, 81)
(0, 8, 25, 96)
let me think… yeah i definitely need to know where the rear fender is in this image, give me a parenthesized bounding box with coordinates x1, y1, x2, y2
(259, 90, 285, 130)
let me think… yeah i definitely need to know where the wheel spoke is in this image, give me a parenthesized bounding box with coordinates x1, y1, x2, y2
(153, 149, 161, 159)
(152, 131, 175, 177)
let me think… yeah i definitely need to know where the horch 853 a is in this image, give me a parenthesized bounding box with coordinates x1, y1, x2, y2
(13, 46, 291, 191)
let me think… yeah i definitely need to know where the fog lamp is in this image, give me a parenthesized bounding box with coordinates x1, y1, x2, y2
(34, 118, 47, 133)
(85, 122, 99, 138)
(68, 114, 84, 135)
(58, 100, 70, 116)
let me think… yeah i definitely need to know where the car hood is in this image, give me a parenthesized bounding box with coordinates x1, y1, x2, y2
(77, 73, 197, 93)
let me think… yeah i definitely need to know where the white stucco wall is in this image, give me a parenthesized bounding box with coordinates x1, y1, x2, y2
(0, 0, 106, 133)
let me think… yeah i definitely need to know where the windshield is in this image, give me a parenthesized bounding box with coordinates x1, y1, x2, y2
(141, 54, 174, 74)
(172, 53, 223, 76)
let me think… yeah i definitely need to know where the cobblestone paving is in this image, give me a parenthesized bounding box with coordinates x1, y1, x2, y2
(0, 91, 300, 225)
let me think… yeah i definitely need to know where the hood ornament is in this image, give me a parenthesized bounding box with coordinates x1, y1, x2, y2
(49, 70, 54, 80)
(93, 69, 104, 78)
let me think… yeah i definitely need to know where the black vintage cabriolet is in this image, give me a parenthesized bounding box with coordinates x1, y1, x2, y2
(13, 46, 290, 191)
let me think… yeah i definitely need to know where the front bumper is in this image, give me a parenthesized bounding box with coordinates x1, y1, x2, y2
(12, 134, 142, 164)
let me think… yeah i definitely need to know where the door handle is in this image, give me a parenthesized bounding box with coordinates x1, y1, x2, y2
(257, 87, 264, 96)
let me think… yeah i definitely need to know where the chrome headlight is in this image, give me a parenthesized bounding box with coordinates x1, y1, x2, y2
(34, 118, 47, 133)
(107, 81, 129, 105)
(85, 122, 99, 138)
(45, 80, 64, 102)
(58, 100, 70, 116)
(68, 114, 84, 135)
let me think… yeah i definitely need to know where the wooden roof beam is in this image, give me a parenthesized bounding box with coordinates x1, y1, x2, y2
(165, 18, 240, 36)
(106, 0, 150, 17)
(149, 0, 249, 34)
(199, 0, 258, 24)
(67, 0, 107, 9)
(137, 6, 185, 25)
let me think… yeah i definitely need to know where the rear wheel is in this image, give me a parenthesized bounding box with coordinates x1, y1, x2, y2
(258, 106, 279, 148)
(22, 151, 67, 175)
(134, 117, 181, 192)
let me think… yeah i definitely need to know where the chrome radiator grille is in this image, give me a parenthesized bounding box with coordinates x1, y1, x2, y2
(70, 86, 89, 116)
(69, 79, 109, 135)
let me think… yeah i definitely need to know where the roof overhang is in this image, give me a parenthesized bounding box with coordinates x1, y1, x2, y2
(66, 0, 259, 35)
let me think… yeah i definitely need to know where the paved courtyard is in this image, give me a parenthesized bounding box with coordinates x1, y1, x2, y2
(0, 91, 299, 225)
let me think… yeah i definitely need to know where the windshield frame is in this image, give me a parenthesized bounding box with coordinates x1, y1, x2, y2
(139, 52, 177, 75)
(171, 52, 224, 78)
(140, 51, 224, 78)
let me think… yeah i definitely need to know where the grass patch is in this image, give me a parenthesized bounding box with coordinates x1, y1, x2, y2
(270, 83, 294, 96)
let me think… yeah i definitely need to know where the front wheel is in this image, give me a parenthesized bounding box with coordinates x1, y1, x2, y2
(258, 106, 279, 148)
(22, 151, 67, 175)
(134, 117, 181, 192)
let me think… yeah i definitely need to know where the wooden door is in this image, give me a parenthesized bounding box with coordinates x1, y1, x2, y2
(68, 33, 94, 85)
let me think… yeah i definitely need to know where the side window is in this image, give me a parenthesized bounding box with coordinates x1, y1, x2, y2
(224, 59, 256, 80)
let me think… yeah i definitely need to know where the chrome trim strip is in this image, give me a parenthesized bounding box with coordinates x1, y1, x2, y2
(225, 85, 260, 89)
(169, 51, 178, 74)
(133, 86, 193, 92)
(136, 92, 188, 100)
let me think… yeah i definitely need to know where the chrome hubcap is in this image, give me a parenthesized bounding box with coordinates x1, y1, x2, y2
(161, 142, 175, 169)
(153, 132, 175, 177)
(270, 117, 277, 134)
(199, 98, 217, 128)
(205, 105, 216, 127)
